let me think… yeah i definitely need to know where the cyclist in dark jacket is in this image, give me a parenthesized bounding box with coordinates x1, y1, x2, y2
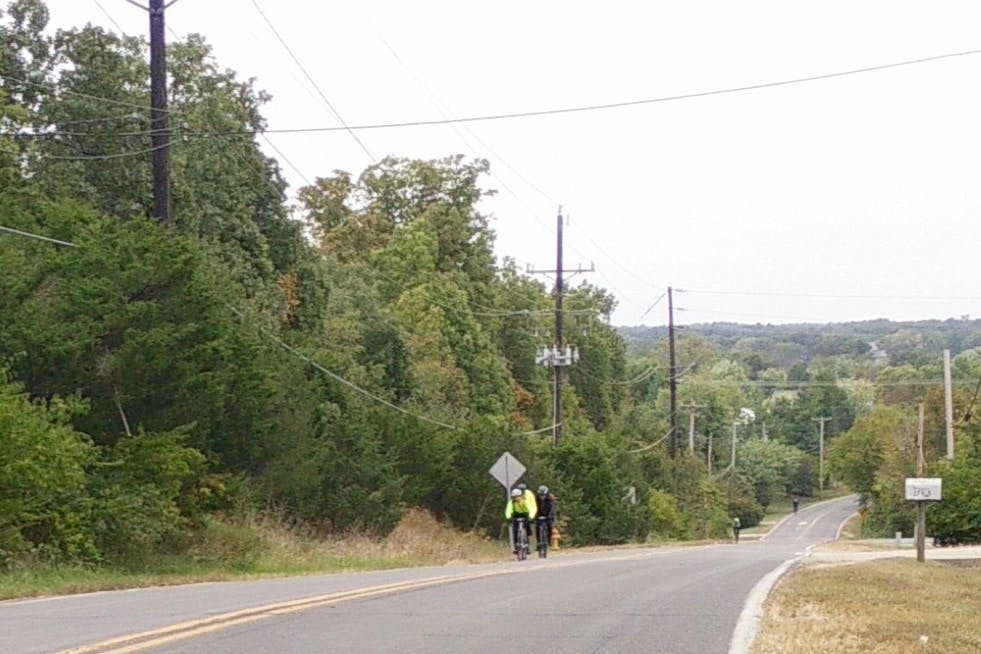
(535, 485, 557, 548)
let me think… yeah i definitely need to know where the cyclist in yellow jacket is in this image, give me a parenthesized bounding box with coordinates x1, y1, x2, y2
(517, 482, 538, 515)
(505, 488, 537, 553)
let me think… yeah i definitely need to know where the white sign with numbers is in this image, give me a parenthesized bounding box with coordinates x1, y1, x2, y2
(905, 478, 942, 501)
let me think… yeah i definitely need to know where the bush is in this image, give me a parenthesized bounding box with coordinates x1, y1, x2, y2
(186, 517, 266, 570)
(540, 433, 651, 545)
(88, 429, 209, 562)
(0, 373, 97, 565)
(928, 437, 981, 546)
(648, 489, 682, 538)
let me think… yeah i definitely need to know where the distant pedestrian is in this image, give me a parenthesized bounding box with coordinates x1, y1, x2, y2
(792, 496, 799, 514)
(732, 517, 741, 544)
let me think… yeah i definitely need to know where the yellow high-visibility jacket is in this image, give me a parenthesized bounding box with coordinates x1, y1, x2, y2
(523, 489, 538, 516)
(505, 495, 537, 520)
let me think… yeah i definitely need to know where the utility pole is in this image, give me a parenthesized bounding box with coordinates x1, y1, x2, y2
(916, 403, 926, 562)
(149, 0, 171, 225)
(530, 208, 592, 446)
(729, 421, 738, 471)
(668, 287, 678, 459)
(943, 349, 954, 459)
(686, 400, 705, 455)
(813, 416, 831, 498)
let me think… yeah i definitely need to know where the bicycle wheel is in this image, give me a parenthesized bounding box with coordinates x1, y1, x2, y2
(537, 520, 548, 559)
(515, 520, 528, 561)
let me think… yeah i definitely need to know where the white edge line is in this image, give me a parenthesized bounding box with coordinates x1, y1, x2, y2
(835, 511, 859, 540)
(727, 557, 798, 654)
(730, 498, 859, 654)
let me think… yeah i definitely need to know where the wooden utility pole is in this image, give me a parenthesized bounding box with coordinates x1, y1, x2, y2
(916, 403, 926, 562)
(943, 349, 954, 459)
(529, 208, 592, 446)
(149, 0, 171, 225)
(668, 287, 678, 458)
(813, 416, 830, 498)
(686, 400, 705, 455)
(554, 209, 564, 445)
(729, 421, 738, 470)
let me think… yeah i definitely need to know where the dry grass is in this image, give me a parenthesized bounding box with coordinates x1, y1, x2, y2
(378, 508, 509, 565)
(242, 508, 509, 574)
(753, 558, 981, 654)
(0, 509, 510, 600)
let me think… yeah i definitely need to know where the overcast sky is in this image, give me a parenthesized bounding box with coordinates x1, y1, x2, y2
(42, 1, 981, 327)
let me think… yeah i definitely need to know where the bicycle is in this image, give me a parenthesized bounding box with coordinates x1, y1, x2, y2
(535, 516, 550, 559)
(512, 516, 530, 561)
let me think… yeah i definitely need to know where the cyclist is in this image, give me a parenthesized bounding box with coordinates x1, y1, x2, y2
(535, 485, 557, 549)
(517, 483, 537, 542)
(517, 483, 538, 515)
(505, 488, 536, 554)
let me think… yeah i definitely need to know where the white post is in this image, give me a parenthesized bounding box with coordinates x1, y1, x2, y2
(730, 422, 738, 470)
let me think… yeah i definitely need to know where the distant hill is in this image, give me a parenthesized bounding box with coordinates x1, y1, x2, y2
(618, 318, 981, 367)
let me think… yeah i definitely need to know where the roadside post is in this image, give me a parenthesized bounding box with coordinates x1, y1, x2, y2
(489, 452, 526, 551)
(905, 477, 942, 562)
(907, 404, 942, 563)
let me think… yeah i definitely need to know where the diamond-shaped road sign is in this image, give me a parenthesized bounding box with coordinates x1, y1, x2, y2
(489, 451, 525, 490)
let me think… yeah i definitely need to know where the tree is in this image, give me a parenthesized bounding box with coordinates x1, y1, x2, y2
(736, 439, 808, 508)
(30, 23, 298, 284)
(828, 405, 909, 497)
(0, 202, 282, 474)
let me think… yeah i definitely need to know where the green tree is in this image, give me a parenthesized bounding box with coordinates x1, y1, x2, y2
(736, 439, 808, 508)
(828, 405, 909, 498)
(31, 24, 298, 284)
(0, 202, 281, 474)
(0, 370, 95, 563)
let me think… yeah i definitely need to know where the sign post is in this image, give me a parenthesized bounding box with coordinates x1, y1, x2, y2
(490, 452, 526, 552)
(905, 478, 942, 562)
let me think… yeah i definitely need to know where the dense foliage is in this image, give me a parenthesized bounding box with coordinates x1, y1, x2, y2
(1, 0, 978, 569)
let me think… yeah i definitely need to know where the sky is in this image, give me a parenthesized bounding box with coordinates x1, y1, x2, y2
(40, 0, 981, 327)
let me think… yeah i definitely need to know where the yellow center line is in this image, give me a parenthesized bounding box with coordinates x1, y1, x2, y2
(56, 548, 691, 654)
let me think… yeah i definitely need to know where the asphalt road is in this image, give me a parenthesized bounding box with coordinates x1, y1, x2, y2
(1, 496, 857, 654)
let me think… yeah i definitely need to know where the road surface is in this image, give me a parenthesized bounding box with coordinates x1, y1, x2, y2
(0, 495, 857, 654)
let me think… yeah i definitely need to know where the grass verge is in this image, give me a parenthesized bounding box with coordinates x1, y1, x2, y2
(0, 509, 509, 601)
(752, 558, 981, 653)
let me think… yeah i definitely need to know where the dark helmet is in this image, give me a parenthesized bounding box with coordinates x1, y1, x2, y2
(517, 483, 527, 491)
(510, 488, 523, 498)
(537, 485, 549, 496)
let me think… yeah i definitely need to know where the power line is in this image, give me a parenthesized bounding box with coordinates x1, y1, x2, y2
(248, 0, 376, 163)
(681, 288, 981, 301)
(0, 225, 79, 248)
(42, 141, 174, 161)
(92, 0, 126, 34)
(0, 223, 464, 431)
(236, 310, 460, 431)
(374, 32, 661, 299)
(1, 223, 566, 436)
(12, 44, 980, 142)
(165, 47, 981, 134)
